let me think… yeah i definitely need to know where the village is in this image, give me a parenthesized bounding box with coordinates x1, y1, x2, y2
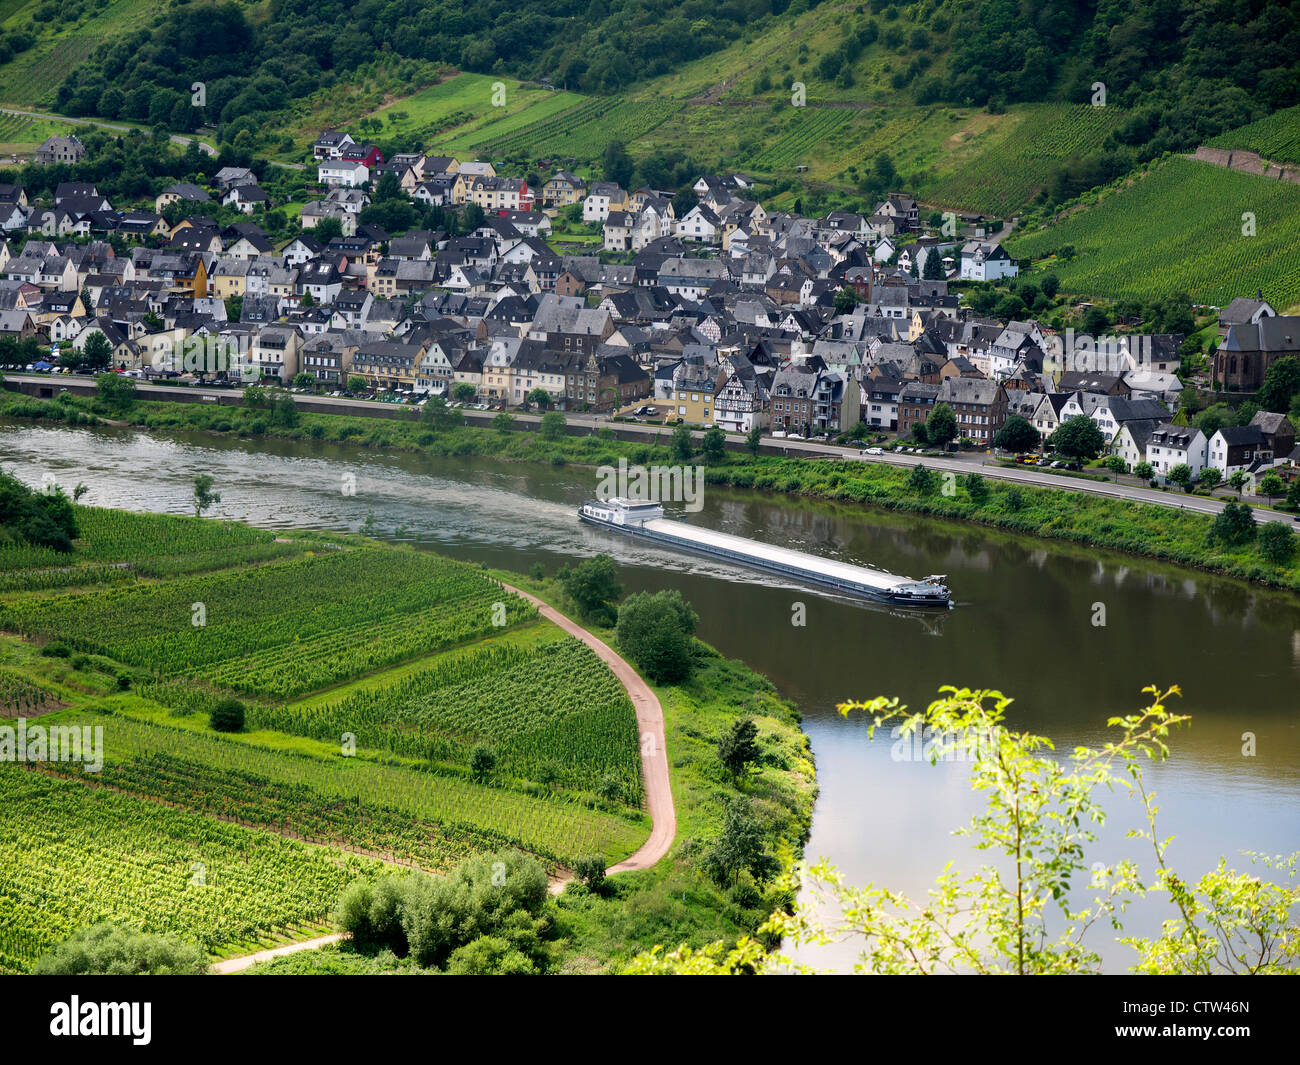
(2, 129, 1298, 490)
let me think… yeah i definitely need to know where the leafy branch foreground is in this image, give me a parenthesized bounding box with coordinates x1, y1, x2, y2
(628, 687, 1299, 974)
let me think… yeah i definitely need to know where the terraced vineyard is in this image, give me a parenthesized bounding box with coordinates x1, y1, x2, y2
(923, 104, 1124, 215)
(0, 770, 379, 973)
(747, 107, 857, 172)
(257, 635, 644, 798)
(0, 547, 535, 697)
(42, 713, 648, 868)
(1208, 105, 1300, 165)
(1008, 157, 1300, 305)
(472, 97, 683, 162)
(0, 505, 651, 966)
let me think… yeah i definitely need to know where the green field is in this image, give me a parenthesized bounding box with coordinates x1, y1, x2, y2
(1208, 105, 1300, 165)
(1008, 156, 1300, 306)
(0, 505, 652, 969)
(0, 770, 378, 973)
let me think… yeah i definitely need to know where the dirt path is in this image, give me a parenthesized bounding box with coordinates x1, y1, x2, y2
(213, 588, 675, 972)
(212, 933, 345, 974)
(500, 582, 676, 875)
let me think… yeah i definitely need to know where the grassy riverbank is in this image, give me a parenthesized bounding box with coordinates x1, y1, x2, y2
(3, 387, 1298, 592)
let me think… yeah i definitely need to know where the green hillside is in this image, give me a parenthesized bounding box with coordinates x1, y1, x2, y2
(0, 0, 1291, 219)
(1007, 156, 1300, 307)
(1207, 105, 1300, 165)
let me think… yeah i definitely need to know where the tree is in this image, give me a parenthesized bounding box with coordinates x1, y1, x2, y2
(1259, 521, 1296, 566)
(669, 422, 693, 461)
(1258, 472, 1284, 501)
(745, 423, 763, 456)
(1134, 461, 1154, 482)
(572, 856, 607, 895)
(1040, 274, 1060, 299)
(702, 797, 778, 887)
(833, 287, 859, 314)
(1050, 415, 1105, 461)
(922, 249, 944, 280)
(538, 410, 566, 440)
(421, 396, 463, 430)
(192, 474, 220, 517)
(492, 411, 515, 432)
(1256, 355, 1300, 414)
(717, 717, 761, 783)
(751, 687, 1300, 975)
(615, 589, 698, 683)
(452, 383, 477, 404)
(1198, 467, 1222, 492)
(313, 217, 343, 243)
(95, 372, 136, 412)
(907, 463, 936, 495)
(210, 696, 245, 732)
(993, 414, 1039, 454)
(1207, 501, 1256, 548)
(300, 290, 315, 308)
(347, 375, 367, 395)
(1227, 470, 1250, 498)
(964, 472, 989, 505)
(556, 554, 623, 626)
(925, 403, 956, 448)
(469, 744, 497, 783)
(602, 140, 634, 188)
(525, 387, 552, 410)
(1167, 463, 1193, 492)
(1102, 455, 1127, 479)
(293, 372, 315, 390)
(35, 923, 209, 975)
(701, 425, 726, 463)
(81, 331, 113, 371)
(1287, 477, 1300, 512)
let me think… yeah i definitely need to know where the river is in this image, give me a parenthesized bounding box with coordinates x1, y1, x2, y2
(3, 419, 1297, 971)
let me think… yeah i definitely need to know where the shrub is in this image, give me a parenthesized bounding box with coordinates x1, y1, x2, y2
(40, 642, 71, 658)
(615, 589, 698, 683)
(572, 855, 607, 895)
(210, 696, 246, 732)
(469, 743, 497, 783)
(34, 923, 209, 975)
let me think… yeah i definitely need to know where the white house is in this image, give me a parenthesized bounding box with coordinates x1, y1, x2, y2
(1207, 425, 1271, 476)
(678, 204, 721, 243)
(318, 161, 369, 188)
(582, 182, 626, 223)
(1146, 423, 1206, 477)
(960, 240, 1018, 282)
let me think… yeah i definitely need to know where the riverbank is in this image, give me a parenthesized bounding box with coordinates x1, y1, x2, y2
(3, 386, 1297, 592)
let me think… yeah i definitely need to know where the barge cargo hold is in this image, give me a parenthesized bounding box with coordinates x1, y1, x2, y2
(579, 498, 952, 608)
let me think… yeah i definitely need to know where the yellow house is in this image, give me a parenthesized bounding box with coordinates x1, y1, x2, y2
(209, 260, 250, 299)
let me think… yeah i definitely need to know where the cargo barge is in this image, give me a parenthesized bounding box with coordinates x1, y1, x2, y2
(579, 498, 953, 608)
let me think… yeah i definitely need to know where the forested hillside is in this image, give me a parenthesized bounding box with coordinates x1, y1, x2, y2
(26, 0, 1298, 155)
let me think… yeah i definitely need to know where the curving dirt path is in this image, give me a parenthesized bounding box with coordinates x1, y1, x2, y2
(499, 582, 676, 875)
(212, 933, 345, 974)
(214, 587, 675, 972)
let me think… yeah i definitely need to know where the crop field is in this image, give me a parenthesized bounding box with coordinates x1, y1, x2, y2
(0, 667, 59, 718)
(434, 89, 590, 155)
(256, 634, 644, 798)
(369, 73, 582, 150)
(1209, 105, 1300, 165)
(0, 503, 650, 964)
(747, 107, 858, 173)
(0, 770, 379, 973)
(0, 547, 535, 698)
(1008, 157, 1300, 305)
(41, 711, 648, 868)
(474, 97, 684, 163)
(921, 104, 1124, 215)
